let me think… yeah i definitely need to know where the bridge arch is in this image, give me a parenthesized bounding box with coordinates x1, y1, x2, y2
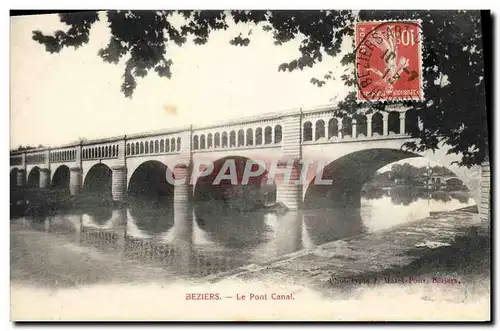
(274, 125, 282, 143)
(328, 118, 338, 139)
(405, 108, 420, 134)
(354, 114, 368, 138)
(200, 134, 206, 150)
(51, 165, 70, 190)
(303, 121, 313, 142)
(229, 131, 236, 147)
(193, 155, 276, 211)
(193, 135, 199, 150)
(83, 163, 112, 198)
(342, 117, 353, 137)
(246, 128, 253, 146)
(27, 166, 41, 187)
(127, 160, 174, 204)
(10, 168, 18, 188)
(207, 133, 213, 149)
(222, 132, 228, 148)
(315, 120, 325, 141)
(255, 128, 263, 145)
(372, 112, 384, 136)
(388, 111, 400, 134)
(303, 148, 477, 209)
(238, 129, 245, 147)
(264, 126, 272, 144)
(214, 132, 221, 148)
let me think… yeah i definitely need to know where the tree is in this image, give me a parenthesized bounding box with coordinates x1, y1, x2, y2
(30, 10, 489, 166)
(10, 145, 43, 153)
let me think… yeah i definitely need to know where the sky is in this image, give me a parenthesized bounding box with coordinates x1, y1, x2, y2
(10, 11, 353, 149)
(9, 11, 450, 171)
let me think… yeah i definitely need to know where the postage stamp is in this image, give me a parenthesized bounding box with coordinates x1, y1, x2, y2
(355, 20, 424, 103)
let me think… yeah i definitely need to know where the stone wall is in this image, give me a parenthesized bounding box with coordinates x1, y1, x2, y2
(480, 159, 491, 224)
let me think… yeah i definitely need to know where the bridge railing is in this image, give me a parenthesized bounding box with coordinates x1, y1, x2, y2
(10, 155, 22, 166)
(192, 118, 283, 152)
(26, 153, 46, 164)
(126, 135, 181, 157)
(302, 108, 415, 143)
(82, 143, 120, 161)
(10, 104, 418, 161)
(50, 148, 77, 163)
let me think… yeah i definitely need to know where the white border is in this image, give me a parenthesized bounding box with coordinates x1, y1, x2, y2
(3, 2, 498, 329)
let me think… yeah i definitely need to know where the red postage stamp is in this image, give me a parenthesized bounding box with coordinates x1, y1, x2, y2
(355, 20, 423, 103)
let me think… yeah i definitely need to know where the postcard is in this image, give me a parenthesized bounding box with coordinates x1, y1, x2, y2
(10, 9, 491, 321)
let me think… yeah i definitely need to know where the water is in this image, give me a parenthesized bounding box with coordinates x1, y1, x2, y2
(11, 187, 475, 279)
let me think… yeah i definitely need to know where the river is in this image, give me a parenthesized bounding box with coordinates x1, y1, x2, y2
(11, 187, 475, 279)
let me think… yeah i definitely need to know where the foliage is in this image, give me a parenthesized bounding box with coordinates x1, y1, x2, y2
(11, 145, 44, 153)
(370, 162, 457, 186)
(31, 10, 488, 166)
(336, 11, 488, 168)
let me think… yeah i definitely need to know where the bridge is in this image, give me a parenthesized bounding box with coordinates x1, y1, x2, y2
(10, 104, 483, 211)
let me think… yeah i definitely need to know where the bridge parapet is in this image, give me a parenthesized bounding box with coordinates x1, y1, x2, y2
(192, 117, 283, 152)
(10, 105, 416, 162)
(302, 108, 414, 143)
(25, 152, 46, 165)
(82, 142, 120, 161)
(126, 133, 182, 158)
(10, 155, 22, 166)
(9, 104, 482, 212)
(50, 147, 77, 163)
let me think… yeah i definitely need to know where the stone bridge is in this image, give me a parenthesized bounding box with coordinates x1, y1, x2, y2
(10, 104, 483, 211)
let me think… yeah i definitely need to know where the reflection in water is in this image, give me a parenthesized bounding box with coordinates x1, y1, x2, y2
(362, 186, 472, 206)
(128, 200, 174, 235)
(194, 201, 269, 250)
(12, 187, 475, 279)
(82, 207, 113, 227)
(361, 189, 475, 232)
(302, 208, 365, 245)
(51, 214, 82, 234)
(270, 211, 302, 256)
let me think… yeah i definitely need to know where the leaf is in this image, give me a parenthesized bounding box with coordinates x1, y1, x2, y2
(30, 10, 488, 166)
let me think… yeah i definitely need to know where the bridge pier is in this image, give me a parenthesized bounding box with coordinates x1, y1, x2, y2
(276, 160, 302, 210)
(277, 110, 303, 210)
(171, 163, 194, 271)
(111, 208, 127, 253)
(69, 167, 82, 197)
(173, 165, 192, 204)
(39, 168, 50, 188)
(16, 169, 26, 187)
(480, 159, 491, 225)
(172, 200, 194, 272)
(111, 165, 127, 203)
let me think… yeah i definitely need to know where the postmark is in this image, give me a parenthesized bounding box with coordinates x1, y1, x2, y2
(354, 20, 424, 103)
